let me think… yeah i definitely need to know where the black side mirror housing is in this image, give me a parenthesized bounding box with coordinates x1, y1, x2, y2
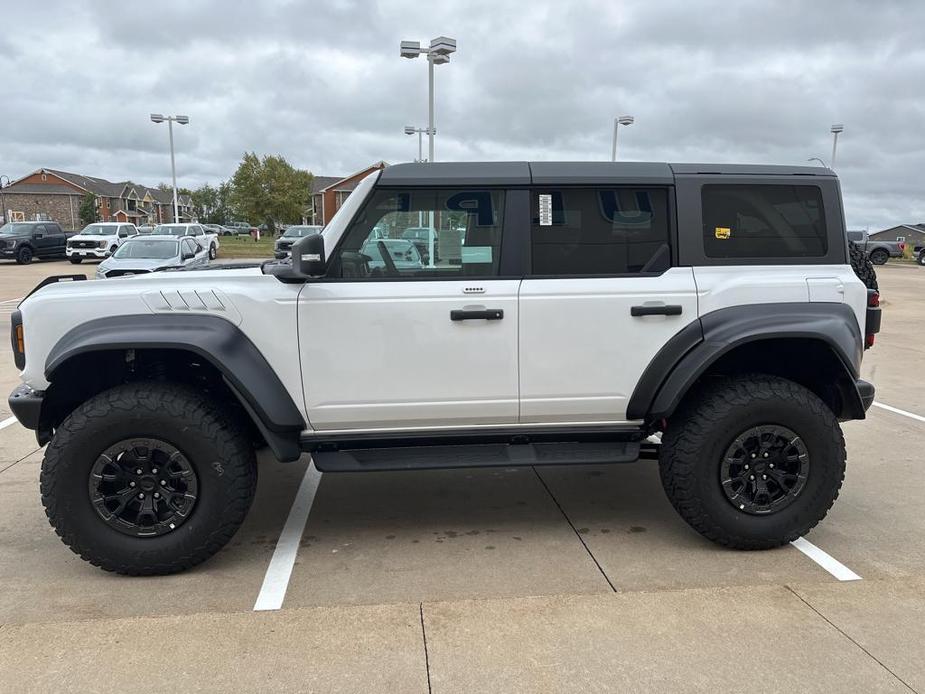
(291, 233, 326, 277)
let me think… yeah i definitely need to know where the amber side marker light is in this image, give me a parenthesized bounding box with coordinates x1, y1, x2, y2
(15, 324, 24, 354)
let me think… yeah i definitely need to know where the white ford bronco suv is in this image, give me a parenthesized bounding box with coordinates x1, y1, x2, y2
(8, 162, 881, 575)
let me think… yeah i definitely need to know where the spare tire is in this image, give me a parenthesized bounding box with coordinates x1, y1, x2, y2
(849, 241, 878, 291)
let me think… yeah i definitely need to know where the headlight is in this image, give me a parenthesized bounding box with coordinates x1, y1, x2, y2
(99, 240, 108, 248)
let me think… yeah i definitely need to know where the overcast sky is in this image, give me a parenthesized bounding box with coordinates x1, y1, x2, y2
(2, 0, 923, 229)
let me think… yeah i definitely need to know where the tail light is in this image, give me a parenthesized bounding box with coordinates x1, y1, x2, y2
(865, 290, 881, 350)
(899, 243, 906, 253)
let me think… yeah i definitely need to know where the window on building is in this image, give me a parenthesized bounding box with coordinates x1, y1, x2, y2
(331, 189, 505, 278)
(530, 188, 671, 275)
(701, 184, 827, 258)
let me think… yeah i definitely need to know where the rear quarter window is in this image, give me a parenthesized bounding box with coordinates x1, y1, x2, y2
(701, 184, 827, 258)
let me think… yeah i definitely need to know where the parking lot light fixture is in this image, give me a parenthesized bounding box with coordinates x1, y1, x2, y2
(150, 114, 190, 222)
(404, 126, 434, 162)
(400, 36, 456, 162)
(831, 124, 844, 168)
(611, 115, 634, 161)
(807, 157, 828, 168)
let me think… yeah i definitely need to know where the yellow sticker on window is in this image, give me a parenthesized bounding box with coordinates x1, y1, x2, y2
(714, 226, 731, 239)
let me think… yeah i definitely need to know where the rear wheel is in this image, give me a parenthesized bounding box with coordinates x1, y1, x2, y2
(869, 248, 889, 265)
(40, 382, 257, 575)
(659, 374, 845, 549)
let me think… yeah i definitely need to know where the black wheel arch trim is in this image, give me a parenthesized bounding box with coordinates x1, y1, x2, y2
(627, 302, 865, 422)
(44, 313, 306, 440)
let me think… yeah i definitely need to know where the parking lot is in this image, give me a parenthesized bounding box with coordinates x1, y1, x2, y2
(1, 259, 923, 692)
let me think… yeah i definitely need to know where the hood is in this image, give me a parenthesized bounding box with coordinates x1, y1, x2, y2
(69, 232, 118, 242)
(99, 256, 179, 273)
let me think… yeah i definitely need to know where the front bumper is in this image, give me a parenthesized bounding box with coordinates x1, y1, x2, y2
(67, 246, 110, 258)
(8, 384, 49, 443)
(856, 379, 875, 412)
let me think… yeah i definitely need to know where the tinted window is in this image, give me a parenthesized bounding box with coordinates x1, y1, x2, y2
(702, 185, 827, 258)
(332, 189, 505, 278)
(530, 188, 670, 275)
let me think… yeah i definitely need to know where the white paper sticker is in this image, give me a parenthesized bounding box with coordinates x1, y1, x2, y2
(538, 194, 553, 226)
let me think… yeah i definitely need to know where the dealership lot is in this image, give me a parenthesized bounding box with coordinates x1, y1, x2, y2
(1, 260, 923, 692)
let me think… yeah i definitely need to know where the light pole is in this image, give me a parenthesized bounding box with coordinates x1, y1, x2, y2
(400, 37, 456, 162)
(611, 115, 634, 161)
(404, 126, 434, 162)
(807, 157, 828, 168)
(150, 114, 190, 222)
(830, 124, 844, 168)
(0, 175, 10, 225)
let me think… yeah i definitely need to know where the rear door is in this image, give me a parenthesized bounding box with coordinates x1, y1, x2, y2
(518, 187, 698, 423)
(299, 186, 520, 430)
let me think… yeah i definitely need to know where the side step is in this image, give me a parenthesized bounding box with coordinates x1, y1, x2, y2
(312, 440, 641, 472)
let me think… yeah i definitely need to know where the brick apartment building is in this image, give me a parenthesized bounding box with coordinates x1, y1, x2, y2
(0, 168, 193, 229)
(308, 161, 387, 226)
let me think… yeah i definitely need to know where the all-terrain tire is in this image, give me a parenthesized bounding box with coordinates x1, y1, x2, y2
(848, 241, 878, 291)
(659, 374, 845, 550)
(16, 246, 33, 264)
(40, 382, 257, 575)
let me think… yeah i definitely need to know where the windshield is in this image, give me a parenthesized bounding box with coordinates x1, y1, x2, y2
(284, 226, 320, 238)
(80, 224, 118, 236)
(113, 239, 179, 260)
(0, 223, 34, 235)
(153, 225, 188, 237)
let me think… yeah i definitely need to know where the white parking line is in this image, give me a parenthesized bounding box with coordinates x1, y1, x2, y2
(0, 416, 19, 431)
(0, 297, 23, 304)
(253, 461, 323, 611)
(791, 537, 861, 581)
(873, 401, 925, 424)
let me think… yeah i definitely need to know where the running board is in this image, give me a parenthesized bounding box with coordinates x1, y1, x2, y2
(312, 441, 641, 472)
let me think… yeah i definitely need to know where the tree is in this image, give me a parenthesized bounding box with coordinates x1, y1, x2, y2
(78, 192, 99, 226)
(229, 152, 313, 232)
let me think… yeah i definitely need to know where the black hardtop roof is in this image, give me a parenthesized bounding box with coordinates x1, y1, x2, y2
(377, 161, 835, 186)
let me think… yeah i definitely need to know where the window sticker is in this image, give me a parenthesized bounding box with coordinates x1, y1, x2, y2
(714, 226, 732, 239)
(461, 246, 493, 263)
(538, 194, 553, 226)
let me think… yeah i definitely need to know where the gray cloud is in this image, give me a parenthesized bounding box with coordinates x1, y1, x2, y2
(1, 0, 923, 228)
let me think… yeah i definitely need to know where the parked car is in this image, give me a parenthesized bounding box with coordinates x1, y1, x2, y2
(0, 221, 73, 264)
(274, 225, 322, 258)
(846, 230, 905, 265)
(152, 223, 219, 260)
(66, 222, 138, 263)
(202, 223, 235, 237)
(136, 225, 156, 235)
(95, 236, 210, 278)
(225, 221, 256, 236)
(9, 161, 882, 575)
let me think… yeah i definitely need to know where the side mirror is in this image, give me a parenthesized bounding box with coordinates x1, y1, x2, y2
(291, 233, 326, 277)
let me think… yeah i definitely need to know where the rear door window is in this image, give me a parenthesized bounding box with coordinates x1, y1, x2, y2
(701, 184, 827, 258)
(529, 188, 671, 275)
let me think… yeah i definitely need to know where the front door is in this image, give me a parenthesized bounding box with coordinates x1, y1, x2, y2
(299, 186, 518, 431)
(518, 187, 698, 423)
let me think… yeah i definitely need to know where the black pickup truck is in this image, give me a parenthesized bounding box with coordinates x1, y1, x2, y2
(0, 221, 73, 264)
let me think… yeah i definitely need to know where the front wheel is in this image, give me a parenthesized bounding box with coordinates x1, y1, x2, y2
(40, 382, 257, 575)
(16, 246, 33, 264)
(209, 243, 217, 260)
(918, 251, 925, 267)
(659, 374, 845, 549)
(69, 257, 83, 264)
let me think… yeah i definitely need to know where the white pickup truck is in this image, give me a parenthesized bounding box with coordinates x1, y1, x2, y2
(152, 223, 219, 260)
(66, 222, 138, 263)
